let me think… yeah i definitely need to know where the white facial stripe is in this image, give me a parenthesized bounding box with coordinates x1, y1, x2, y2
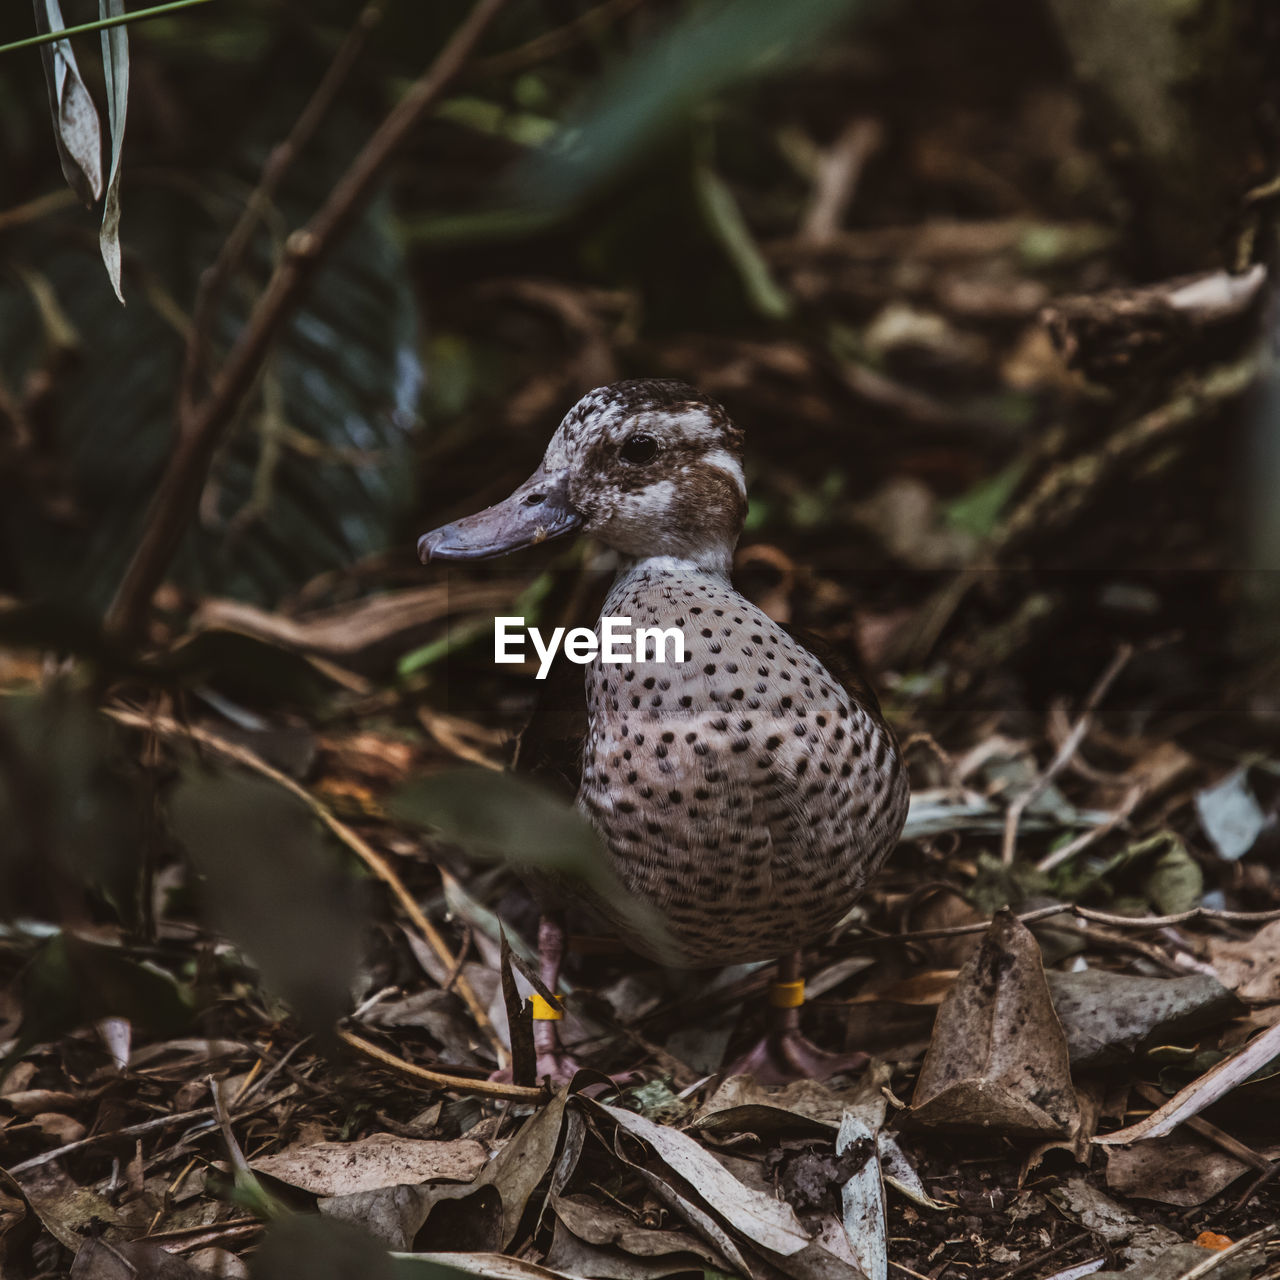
(701, 448, 746, 497)
(627, 478, 676, 516)
(664, 408, 720, 443)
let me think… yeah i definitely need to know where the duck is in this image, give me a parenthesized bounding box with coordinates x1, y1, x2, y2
(418, 379, 909, 1083)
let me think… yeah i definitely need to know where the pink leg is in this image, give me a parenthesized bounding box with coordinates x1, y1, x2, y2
(528, 913, 581, 1086)
(725, 951, 869, 1084)
(493, 913, 640, 1089)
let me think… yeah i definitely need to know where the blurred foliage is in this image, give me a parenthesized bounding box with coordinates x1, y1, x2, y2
(390, 767, 679, 962)
(0, 688, 142, 923)
(170, 770, 363, 1037)
(13, 931, 192, 1061)
(2, 1, 421, 611)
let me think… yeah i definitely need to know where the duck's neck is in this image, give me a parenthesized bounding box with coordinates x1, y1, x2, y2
(615, 549, 733, 580)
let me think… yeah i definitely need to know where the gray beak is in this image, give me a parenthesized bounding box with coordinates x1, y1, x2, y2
(418, 470, 584, 563)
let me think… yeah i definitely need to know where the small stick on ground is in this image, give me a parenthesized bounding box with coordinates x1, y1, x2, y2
(338, 1027, 547, 1102)
(1002, 643, 1132, 864)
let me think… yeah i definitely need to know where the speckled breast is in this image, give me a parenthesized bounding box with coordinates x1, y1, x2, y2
(576, 563, 908, 967)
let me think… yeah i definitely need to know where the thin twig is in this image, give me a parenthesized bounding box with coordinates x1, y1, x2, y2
(0, 188, 78, 234)
(7, 1107, 217, 1175)
(180, 0, 386, 417)
(1001, 1231, 1094, 1280)
(208, 1076, 253, 1182)
(1228, 1158, 1280, 1215)
(1133, 1083, 1270, 1172)
(849, 901, 1280, 948)
(1036, 782, 1143, 873)
(0, 0, 212, 55)
(104, 704, 509, 1066)
(1002, 644, 1132, 864)
(337, 1027, 547, 1102)
(800, 117, 883, 245)
(106, 0, 509, 646)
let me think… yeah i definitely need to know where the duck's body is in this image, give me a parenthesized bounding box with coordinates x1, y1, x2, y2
(580, 557, 904, 966)
(420, 380, 908, 1079)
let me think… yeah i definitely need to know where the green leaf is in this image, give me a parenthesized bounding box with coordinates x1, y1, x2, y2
(251, 1214, 395, 1280)
(944, 461, 1025, 540)
(519, 0, 868, 210)
(0, 688, 144, 925)
(170, 770, 362, 1037)
(692, 154, 791, 321)
(1141, 834, 1203, 915)
(15, 932, 192, 1055)
(388, 769, 679, 963)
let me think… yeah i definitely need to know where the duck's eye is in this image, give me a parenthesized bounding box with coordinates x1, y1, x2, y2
(619, 433, 659, 465)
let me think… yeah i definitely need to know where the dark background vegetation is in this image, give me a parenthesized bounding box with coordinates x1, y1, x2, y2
(1, 0, 1279, 1277)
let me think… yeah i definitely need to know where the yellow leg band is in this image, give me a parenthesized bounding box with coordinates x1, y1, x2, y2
(529, 992, 564, 1021)
(769, 979, 805, 1009)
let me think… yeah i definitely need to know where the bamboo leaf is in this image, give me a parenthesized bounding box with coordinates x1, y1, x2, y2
(99, 0, 130, 303)
(34, 0, 104, 205)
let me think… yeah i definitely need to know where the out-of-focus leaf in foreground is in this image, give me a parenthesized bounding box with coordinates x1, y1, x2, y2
(519, 0, 867, 209)
(16, 932, 192, 1059)
(0, 148, 420, 612)
(170, 771, 361, 1037)
(388, 769, 677, 964)
(250, 1213, 395, 1280)
(0, 689, 141, 922)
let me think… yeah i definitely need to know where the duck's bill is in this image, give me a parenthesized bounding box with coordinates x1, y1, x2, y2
(417, 473, 584, 563)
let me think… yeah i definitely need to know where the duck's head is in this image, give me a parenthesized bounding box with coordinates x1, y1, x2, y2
(418, 380, 747, 574)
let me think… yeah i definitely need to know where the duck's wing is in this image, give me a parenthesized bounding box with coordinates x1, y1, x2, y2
(779, 622, 890, 728)
(512, 647, 587, 800)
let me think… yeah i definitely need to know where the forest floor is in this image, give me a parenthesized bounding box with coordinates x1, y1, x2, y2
(3, 3, 1280, 1278)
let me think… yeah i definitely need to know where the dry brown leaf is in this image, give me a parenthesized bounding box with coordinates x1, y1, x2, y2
(593, 1100, 812, 1257)
(249, 1134, 487, 1196)
(909, 910, 1081, 1137)
(473, 1088, 570, 1249)
(70, 1239, 205, 1280)
(1094, 1018, 1280, 1147)
(545, 1217, 712, 1280)
(692, 1074, 851, 1134)
(1104, 1134, 1265, 1208)
(551, 1193, 729, 1268)
(1205, 920, 1280, 1003)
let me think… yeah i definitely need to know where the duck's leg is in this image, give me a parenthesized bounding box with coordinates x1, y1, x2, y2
(526, 912, 582, 1086)
(725, 951, 869, 1084)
